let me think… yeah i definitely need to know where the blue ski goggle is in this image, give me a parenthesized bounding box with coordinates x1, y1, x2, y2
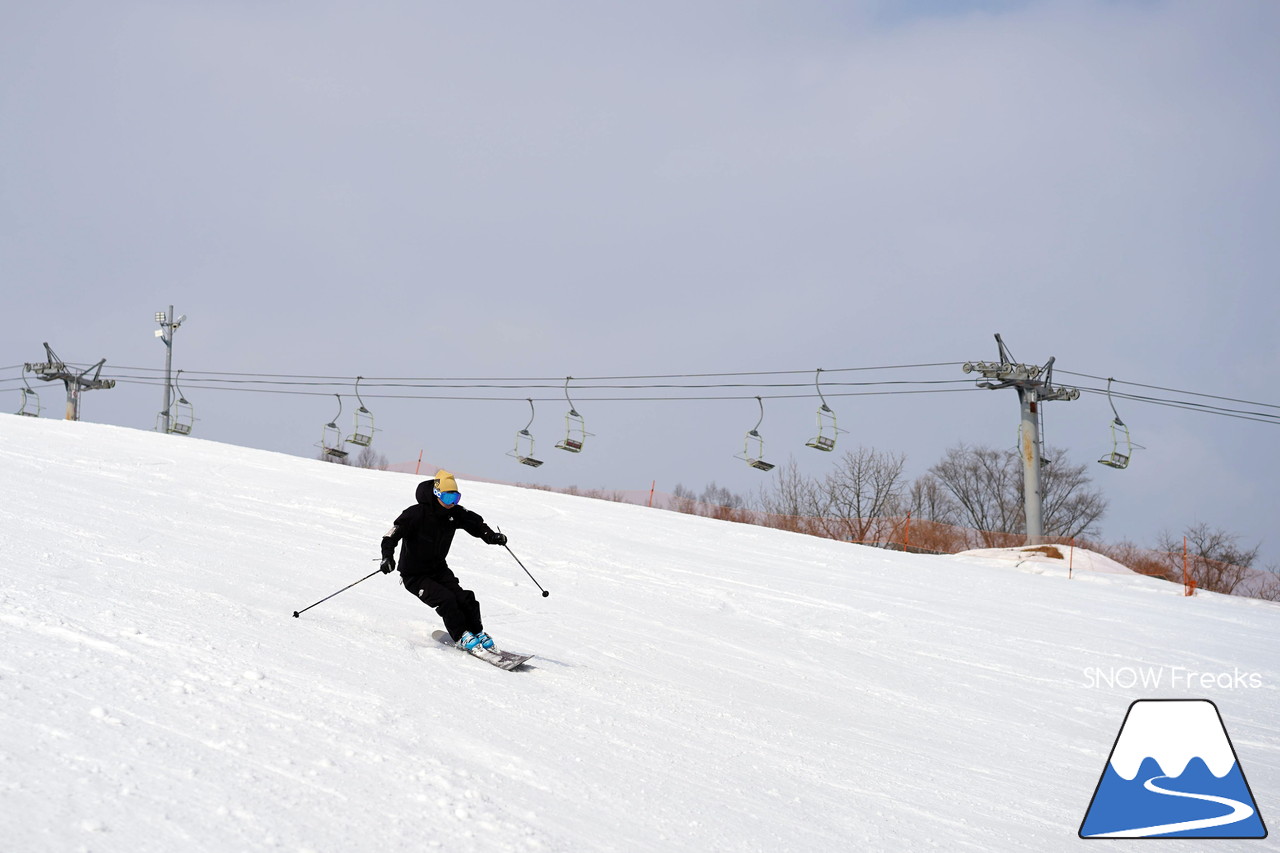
(434, 488, 461, 507)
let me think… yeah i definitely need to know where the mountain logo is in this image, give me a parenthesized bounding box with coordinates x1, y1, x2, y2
(1080, 699, 1267, 839)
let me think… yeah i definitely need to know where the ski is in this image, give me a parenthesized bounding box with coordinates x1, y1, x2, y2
(431, 630, 534, 671)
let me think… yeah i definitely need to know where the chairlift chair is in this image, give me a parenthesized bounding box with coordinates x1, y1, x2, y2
(804, 368, 847, 452)
(166, 370, 195, 435)
(509, 398, 544, 467)
(556, 412, 587, 453)
(736, 396, 775, 472)
(806, 409, 839, 452)
(347, 376, 375, 447)
(1097, 378, 1136, 470)
(555, 377, 592, 453)
(1099, 419, 1131, 469)
(154, 370, 195, 435)
(17, 387, 42, 417)
(16, 368, 41, 417)
(167, 399, 194, 435)
(320, 395, 349, 459)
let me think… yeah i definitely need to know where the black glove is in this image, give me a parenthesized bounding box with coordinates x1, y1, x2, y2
(483, 530, 507, 547)
(380, 556, 396, 574)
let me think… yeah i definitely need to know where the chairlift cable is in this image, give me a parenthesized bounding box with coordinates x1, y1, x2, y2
(1060, 370, 1280, 412)
(1075, 385, 1280, 425)
(36, 378, 993, 402)
(58, 361, 967, 384)
(95, 373, 976, 393)
(11, 358, 1277, 425)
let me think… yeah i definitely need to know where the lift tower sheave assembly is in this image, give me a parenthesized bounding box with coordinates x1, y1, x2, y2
(963, 334, 1079, 544)
(25, 342, 116, 421)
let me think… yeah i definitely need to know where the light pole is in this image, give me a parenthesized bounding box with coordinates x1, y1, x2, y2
(155, 307, 186, 433)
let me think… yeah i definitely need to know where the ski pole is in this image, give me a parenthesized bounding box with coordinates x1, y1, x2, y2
(292, 566, 383, 618)
(503, 542, 550, 598)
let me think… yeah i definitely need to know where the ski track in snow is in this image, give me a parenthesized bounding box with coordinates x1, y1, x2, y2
(0, 416, 1277, 852)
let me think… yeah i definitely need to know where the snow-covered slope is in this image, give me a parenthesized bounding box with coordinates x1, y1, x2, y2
(1, 415, 1276, 852)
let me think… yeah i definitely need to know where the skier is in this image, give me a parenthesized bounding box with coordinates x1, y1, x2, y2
(380, 470, 508, 652)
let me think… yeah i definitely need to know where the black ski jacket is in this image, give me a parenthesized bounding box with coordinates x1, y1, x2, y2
(381, 479, 496, 585)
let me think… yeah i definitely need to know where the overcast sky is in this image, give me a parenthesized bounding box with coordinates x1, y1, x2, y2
(3, 0, 1277, 564)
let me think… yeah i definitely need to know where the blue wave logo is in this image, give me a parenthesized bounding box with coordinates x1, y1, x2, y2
(1080, 700, 1267, 839)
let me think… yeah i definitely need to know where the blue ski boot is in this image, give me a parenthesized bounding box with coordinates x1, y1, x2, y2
(456, 631, 482, 652)
(473, 631, 496, 651)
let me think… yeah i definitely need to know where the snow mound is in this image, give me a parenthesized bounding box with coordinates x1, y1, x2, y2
(956, 544, 1137, 575)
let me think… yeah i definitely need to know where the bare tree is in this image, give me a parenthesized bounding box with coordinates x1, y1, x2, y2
(929, 444, 1023, 542)
(1155, 523, 1261, 596)
(904, 473, 960, 526)
(700, 481, 746, 510)
(666, 481, 753, 521)
(697, 481, 751, 522)
(819, 448, 908, 542)
(757, 458, 824, 534)
(759, 458, 819, 513)
(1039, 448, 1108, 540)
(1253, 572, 1280, 602)
(759, 449, 909, 541)
(354, 444, 390, 470)
(929, 443, 1106, 541)
(669, 483, 699, 515)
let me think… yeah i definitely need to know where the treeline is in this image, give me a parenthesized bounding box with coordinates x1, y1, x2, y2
(677, 443, 1106, 540)
(669, 443, 1277, 601)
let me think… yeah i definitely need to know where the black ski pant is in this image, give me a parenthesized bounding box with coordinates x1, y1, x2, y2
(405, 567, 483, 641)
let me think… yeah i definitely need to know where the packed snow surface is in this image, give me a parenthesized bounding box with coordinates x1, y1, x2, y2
(1, 415, 1276, 852)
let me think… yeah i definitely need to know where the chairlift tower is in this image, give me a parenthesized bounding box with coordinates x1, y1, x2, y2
(25, 342, 116, 421)
(963, 333, 1079, 544)
(154, 306, 187, 434)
